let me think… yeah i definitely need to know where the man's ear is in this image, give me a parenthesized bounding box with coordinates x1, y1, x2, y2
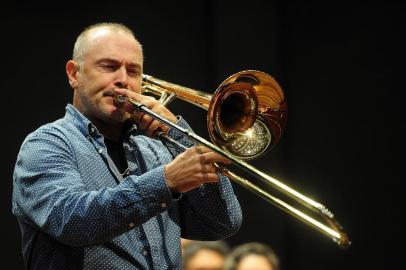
(66, 60, 80, 88)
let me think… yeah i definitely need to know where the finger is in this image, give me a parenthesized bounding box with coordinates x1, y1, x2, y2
(113, 88, 143, 114)
(114, 88, 160, 113)
(195, 145, 212, 155)
(138, 114, 154, 130)
(132, 111, 144, 123)
(198, 173, 220, 184)
(149, 104, 177, 124)
(139, 95, 159, 108)
(115, 88, 177, 124)
(114, 88, 145, 102)
(197, 163, 216, 174)
(201, 152, 231, 165)
(178, 173, 219, 192)
(146, 121, 169, 137)
(113, 87, 130, 97)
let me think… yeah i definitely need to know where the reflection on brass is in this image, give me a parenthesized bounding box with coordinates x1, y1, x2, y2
(143, 70, 287, 160)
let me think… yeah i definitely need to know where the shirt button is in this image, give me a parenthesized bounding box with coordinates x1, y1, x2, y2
(129, 222, 135, 228)
(161, 202, 167, 208)
(98, 148, 103, 154)
(142, 250, 148, 256)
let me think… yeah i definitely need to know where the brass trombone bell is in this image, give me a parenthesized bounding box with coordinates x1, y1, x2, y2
(142, 70, 287, 160)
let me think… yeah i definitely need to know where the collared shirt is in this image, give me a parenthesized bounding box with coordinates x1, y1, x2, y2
(12, 104, 242, 270)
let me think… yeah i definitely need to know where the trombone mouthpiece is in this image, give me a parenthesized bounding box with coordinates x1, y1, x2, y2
(114, 94, 127, 104)
(113, 94, 144, 111)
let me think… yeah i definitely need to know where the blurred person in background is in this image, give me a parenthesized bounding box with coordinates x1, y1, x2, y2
(224, 242, 280, 270)
(182, 240, 230, 270)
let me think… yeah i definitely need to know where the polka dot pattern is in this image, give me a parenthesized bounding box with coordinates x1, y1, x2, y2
(12, 104, 242, 269)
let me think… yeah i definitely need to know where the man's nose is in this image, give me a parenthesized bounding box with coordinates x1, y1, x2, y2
(114, 66, 129, 89)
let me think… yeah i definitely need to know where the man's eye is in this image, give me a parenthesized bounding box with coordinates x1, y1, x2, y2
(128, 70, 140, 76)
(104, 65, 115, 70)
(100, 65, 116, 71)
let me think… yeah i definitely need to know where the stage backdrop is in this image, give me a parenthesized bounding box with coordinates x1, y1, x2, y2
(2, 1, 403, 269)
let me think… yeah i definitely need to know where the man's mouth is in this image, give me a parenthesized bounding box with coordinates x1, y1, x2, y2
(104, 90, 115, 97)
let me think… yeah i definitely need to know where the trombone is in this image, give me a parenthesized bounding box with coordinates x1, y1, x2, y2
(117, 70, 351, 248)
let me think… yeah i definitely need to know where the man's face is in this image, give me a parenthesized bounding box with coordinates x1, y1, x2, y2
(71, 28, 143, 125)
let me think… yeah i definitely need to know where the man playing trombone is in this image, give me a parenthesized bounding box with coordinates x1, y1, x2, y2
(12, 22, 242, 269)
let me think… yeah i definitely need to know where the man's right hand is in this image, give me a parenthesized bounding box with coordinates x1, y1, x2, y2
(114, 88, 177, 137)
(164, 146, 231, 193)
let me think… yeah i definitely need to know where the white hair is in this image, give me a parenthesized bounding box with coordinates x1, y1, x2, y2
(72, 23, 142, 63)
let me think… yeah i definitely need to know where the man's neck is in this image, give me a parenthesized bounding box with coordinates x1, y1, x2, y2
(94, 120, 125, 142)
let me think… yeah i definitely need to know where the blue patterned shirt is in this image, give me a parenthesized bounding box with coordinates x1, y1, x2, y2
(12, 104, 242, 270)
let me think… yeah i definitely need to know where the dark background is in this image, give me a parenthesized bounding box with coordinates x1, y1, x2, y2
(2, 1, 403, 269)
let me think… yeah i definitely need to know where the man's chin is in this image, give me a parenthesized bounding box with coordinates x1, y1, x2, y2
(108, 110, 131, 123)
(99, 100, 131, 123)
(99, 104, 125, 122)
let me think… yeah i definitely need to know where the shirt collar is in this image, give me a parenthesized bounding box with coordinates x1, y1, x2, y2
(64, 104, 99, 138)
(64, 104, 138, 139)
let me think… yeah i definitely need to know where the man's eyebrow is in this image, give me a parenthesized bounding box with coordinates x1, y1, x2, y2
(96, 58, 119, 64)
(96, 58, 141, 68)
(127, 63, 142, 69)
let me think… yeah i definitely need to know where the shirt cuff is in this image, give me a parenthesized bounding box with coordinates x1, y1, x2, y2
(127, 165, 174, 211)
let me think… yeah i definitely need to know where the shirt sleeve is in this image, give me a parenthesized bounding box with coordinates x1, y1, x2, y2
(164, 116, 196, 157)
(12, 129, 174, 247)
(177, 175, 243, 240)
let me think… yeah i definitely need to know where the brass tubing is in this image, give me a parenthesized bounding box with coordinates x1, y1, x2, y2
(116, 94, 351, 248)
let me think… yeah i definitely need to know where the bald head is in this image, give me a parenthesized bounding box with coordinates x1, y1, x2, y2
(72, 23, 143, 64)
